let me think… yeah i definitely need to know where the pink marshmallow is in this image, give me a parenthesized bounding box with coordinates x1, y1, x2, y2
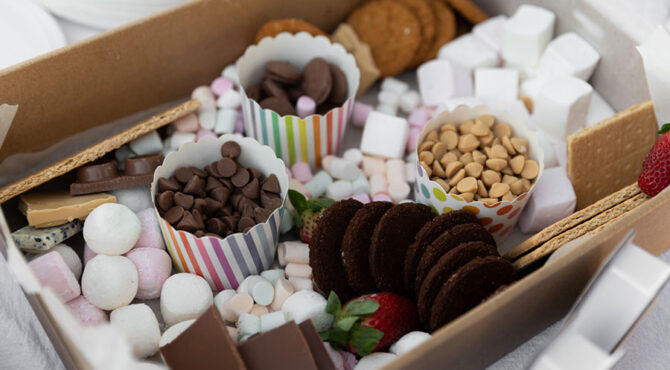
(408, 108, 430, 128)
(407, 126, 421, 153)
(372, 192, 393, 202)
(170, 113, 200, 133)
(351, 193, 371, 204)
(296, 96, 316, 118)
(29, 251, 80, 302)
(83, 243, 97, 264)
(210, 77, 234, 97)
(134, 208, 165, 250)
(291, 162, 313, 183)
(66, 296, 107, 326)
(125, 248, 172, 300)
(321, 155, 335, 171)
(196, 128, 216, 142)
(352, 102, 373, 128)
(285, 166, 293, 179)
(235, 112, 245, 134)
(361, 156, 386, 177)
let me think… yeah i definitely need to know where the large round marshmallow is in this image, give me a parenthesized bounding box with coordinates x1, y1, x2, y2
(28, 251, 80, 302)
(134, 208, 165, 250)
(281, 290, 332, 332)
(110, 304, 161, 359)
(159, 319, 195, 347)
(125, 248, 172, 300)
(84, 203, 142, 255)
(160, 273, 213, 326)
(389, 331, 431, 355)
(52, 244, 83, 280)
(82, 255, 138, 310)
(66, 296, 107, 326)
(354, 353, 397, 370)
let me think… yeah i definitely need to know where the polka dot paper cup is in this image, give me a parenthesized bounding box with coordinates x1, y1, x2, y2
(414, 105, 544, 244)
(151, 135, 289, 291)
(237, 32, 360, 169)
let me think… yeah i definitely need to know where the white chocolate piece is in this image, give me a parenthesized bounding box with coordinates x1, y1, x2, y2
(260, 269, 286, 285)
(418, 59, 472, 106)
(474, 68, 519, 103)
(438, 34, 498, 70)
(305, 171, 333, 198)
(343, 148, 364, 166)
(214, 108, 238, 135)
(237, 313, 261, 341)
(217, 88, 242, 109)
(385, 159, 407, 185)
(160, 273, 213, 326)
(586, 91, 615, 127)
(473, 15, 508, 52)
(361, 156, 386, 176)
(381, 77, 409, 95)
(129, 131, 163, 156)
(360, 111, 409, 159)
(388, 182, 411, 203)
(399, 90, 421, 114)
(110, 304, 161, 359)
(369, 173, 388, 195)
(82, 255, 138, 310)
(531, 76, 592, 141)
(352, 173, 371, 195)
(326, 180, 354, 200)
(159, 319, 195, 347)
(278, 241, 310, 265)
(519, 167, 576, 233)
(537, 32, 600, 81)
(377, 90, 400, 107)
(389, 331, 431, 355)
(281, 290, 332, 332)
(354, 353, 397, 370)
(214, 289, 237, 315)
(270, 278, 295, 310)
(220, 293, 254, 323)
(260, 311, 287, 333)
(329, 158, 359, 180)
(502, 4, 556, 69)
(285, 263, 312, 279)
(288, 276, 313, 291)
(84, 203, 141, 256)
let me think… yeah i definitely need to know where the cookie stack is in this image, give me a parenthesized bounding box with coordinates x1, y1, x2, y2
(309, 200, 515, 331)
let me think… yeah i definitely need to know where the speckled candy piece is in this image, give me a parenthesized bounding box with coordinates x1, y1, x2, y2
(13, 220, 82, 252)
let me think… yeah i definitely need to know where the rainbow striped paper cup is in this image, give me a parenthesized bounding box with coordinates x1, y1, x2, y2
(237, 32, 360, 169)
(151, 135, 289, 291)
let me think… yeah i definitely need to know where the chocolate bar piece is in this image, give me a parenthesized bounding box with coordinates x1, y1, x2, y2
(237, 322, 318, 370)
(70, 153, 163, 195)
(19, 191, 116, 228)
(298, 321, 337, 370)
(12, 220, 83, 252)
(160, 306, 245, 370)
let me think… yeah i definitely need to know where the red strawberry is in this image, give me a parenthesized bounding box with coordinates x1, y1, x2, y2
(320, 292, 418, 356)
(288, 189, 334, 243)
(638, 123, 670, 197)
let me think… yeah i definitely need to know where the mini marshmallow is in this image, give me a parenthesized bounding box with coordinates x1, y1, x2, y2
(29, 251, 80, 302)
(237, 313, 261, 340)
(217, 88, 242, 109)
(195, 128, 216, 142)
(288, 276, 313, 291)
(251, 280, 274, 306)
(115, 145, 134, 170)
(51, 244, 82, 280)
(260, 269, 286, 285)
(278, 241, 310, 265)
(171, 113, 199, 133)
(389, 331, 431, 355)
(111, 187, 153, 214)
(214, 289, 237, 315)
(385, 159, 407, 184)
(305, 171, 333, 198)
(220, 293, 254, 323)
(322, 155, 335, 171)
(537, 32, 600, 81)
(285, 263, 312, 279)
(198, 106, 217, 130)
(66, 296, 107, 326)
(438, 34, 498, 70)
(167, 132, 196, 150)
(281, 290, 332, 332)
(376, 104, 398, 117)
(475, 68, 520, 102)
(249, 305, 269, 318)
(360, 112, 409, 159)
(388, 182, 411, 203)
(352, 102, 374, 128)
(159, 319, 195, 347)
(586, 91, 615, 127)
(519, 166, 576, 233)
(351, 193, 371, 204)
(418, 59, 473, 106)
(405, 151, 418, 163)
(326, 180, 354, 200)
(372, 192, 393, 202)
(406, 126, 421, 153)
(531, 76, 592, 141)
(235, 113, 245, 134)
(408, 108, 430, 128)
(260, 311, 287, 333)
(555, 141, 567, 168)
(129, 131, 163, 156)
(362, 156, 386, 176)
(406, 162, 416, 183)
(191, 86, 216, 107)
(502, 5, 556, 69)
(343, 148, 364, 166)
(291, 162, 313, 183)
(296, 96, 316, 117)
(289, 178, 312, 198)
(381, 77, 409, 95)
(378, 90, 400, 107)
(227, 326, 239, 343)
(237, 275, 268, 295)
(210, 77, 234, 96)
(221, 64, 238, 82)
(369, 173, 388, 195)
(110, 304, 161, 359)
(399, 90, 421, 114)
(214, 108, 237, 135)
(354, 353, 397, 370)
(82, 255, 138, 310)
(472, 15, 508, 52)
(160, 273, 213, 326)
(134, 208, 165, 250)
(84, 244, 97, 264)
(125, 248, 171, 300)
(279, 208, 294, 234)
(270, 278, 295, 310)
(84, 203, 141, 256)
(329, 158, 359, 180)
(352, 173, 371, 195)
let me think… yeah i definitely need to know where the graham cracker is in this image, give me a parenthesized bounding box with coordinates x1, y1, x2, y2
(567, 100, 657, 210)
(0, 99, 199, 204)
(504, 183, 641, 260)
(513, 192, 648, 270)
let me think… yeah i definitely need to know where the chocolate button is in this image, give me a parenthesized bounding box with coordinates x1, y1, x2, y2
(217, 158, 237, 178)
(327, 64, 347, 106)
(124, 154, 163, 176)
(287, 87, 305, 102)
(246, 84, 262, 102)
(260, 97, 295, 116)
(175, 168, 194, 183)
(262, 78, 289, 100)
(174, 192, 194, 209)
(195, 230, 206, 237)
(248, 168, 264, 182)
(230, 192, 243, 210)
(221, 178, 233, 189)
(192, 209, 206, 230)
(301, 57, 332, 104)
(231, 167, 251, 188)
(157, 191, 174, 212)
(266, 61, 301, 84)
(220, 141, 242, 159)
(189, 167, 208, 178)
(158, 177, 181, 192)
(75, 161, 120, 183)
(238, 216, 256, 232)
(223, 215, 240, 231)
(261, 174, 281, 194)
(165, 206, 185, 225)
(242, 178, 260, 199)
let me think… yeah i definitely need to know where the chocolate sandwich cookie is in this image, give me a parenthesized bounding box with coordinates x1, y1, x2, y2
(341, 201, 394, 294)
(403, 210, 480, 293)
(414, 223, 496, 293)
(70, 153, 163, 195)
(369, 203, 434, 293)
(417, 241, 497, 324)
(428, 256, 515, 331)
(309, 199, 363, 300)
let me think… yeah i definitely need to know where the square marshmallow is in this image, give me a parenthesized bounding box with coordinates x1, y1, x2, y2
(474, 68, 519, 103)
(503, 5, 556, 69)
(417, 59, 472, 107)
(518, 166, 576, 233)
(586, 91, 615, 127)
(360, 111, 409, 159)
(537, 32, 600, 80)
(438, 34, 499, 70)
(436, 96, 484, 116)
(531, 76, 592, 141)
(473, 15, 508, 51)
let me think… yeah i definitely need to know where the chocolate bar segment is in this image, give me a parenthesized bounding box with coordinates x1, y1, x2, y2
(70, 153, 163, 195)
(237, 322, 318, 370)
(298, 321, 337, 370)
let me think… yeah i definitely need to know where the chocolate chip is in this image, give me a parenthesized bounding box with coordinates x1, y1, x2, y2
(287, 87, 305, 102)
(262, 78, 289, 100)
(242, 178, 260, 199)
(328, 63, 347, 106)
(246, 84, 263, 102)
(248, 168, 264, 182)
(204, 197, 223, 215)
(190, 167, 208, 178)
(206, 232, 220, 238)
(254, 207, 272, 223)
(207, 161, 224, 178)
(209, 187, 231, 204)
(174, 192, 194, 209)
(221, 178, 233, 189)
(301, 57, 332, 104)
(177, 211, 198, 232)
(158, 177, 181, 192)
(261, 174, 281, 194)
(238, 216, 256, 232)
(195, 230, 205, 237)
(230, 192, 243, 210)
(260, 96, 296, 116)
(192, 209, 206, 230)
(175, 168, 194, 183)
(206, 177, 224, 192)
(193, 198, 206, 213)
(223, 215, 240, 231)
(165, 206, 185, 225)
(217, 158, 237, 177)
(221, 141, 242, 159)
(231, 167, 251, 188)
(260, 190, 283, 210)
(183, 175, 206, 195)
(207, 218, 227, 234)
(266, 61, 301, 84)
(241, 205, 255, 219)
(157, 191, 174, 212)
(222, 205, 234, 216)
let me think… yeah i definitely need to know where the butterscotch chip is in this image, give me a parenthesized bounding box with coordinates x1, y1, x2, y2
(449, 149, 462, 158)
(470, 120, 490, 136)
(434, 178, 450, 192)
(482, 146, 493, 159)
(479, 198, 498, 204)
(477, 114, 495, 128)
(510, 179, 524, 195)
(464, 162, 483, 178)
(433, 161, 446, 178)
(489, 182, 509, 198)
(510, 138, 528, 154)
(456, 177, 477, 193)
(502, 136, 516, 155)
(419, 151, 435, 165)
(458, 134, 479, 152)
(479, 133, 494, 146)
(501, 165, 513, 175)
(432, 142, 447, 159)
(440, 130, 459, 150)
(420, 161, 432, 177)
(448, 169, 465, 186)
(449, 186, 458, 194)
(426, 130, 439, 142)
(482, 170, 500, 187)
(521, 96, 533, 113)
(492, 137, 502, 146)
(502, 175, 518, 185)
(418, 141, 434, 152)
(460, 192, 474, 202)
(459, 120, 474, 135)
(493, 123, 512, 138)
(509, 155, 525, 175)
(459, 152, 473, 165)
(440, 152, 458, 167)
(490, 144, 508, 159)
(440, 123, 458, 132)
(445, 161, 464, 178)
(502, 191, 515, 201)
(472, 150, 487, 165)
(477, 180, 488, 197)
(521, 160, 539, 180)
(521, 178, 531, 192)
(485, 158, 506, 172)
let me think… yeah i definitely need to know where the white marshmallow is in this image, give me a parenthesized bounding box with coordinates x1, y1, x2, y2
(251, 280, 274, 306)
(385, 159, 406, 184)
(198, 106, 217, 130)
(377, 90, 400, 107)
(167, 132, 196, 150)
(418, 59, 473, 106)
(502, 5, 556, 69)
(475, 68, 519, 102)
(217, 89, 242, 109)
(220, 293, 254, 323)
(518, 166, 576, 233)
(110, 304, 161, 359)
(537, 32, 600, 81)
(82, 255, 138, 311)
(531, 76, 592, 141)
(586, 91, 615, 127)
(285, 263, 312, 279)
(260, 269, 286, 285)
(214, 289, 237, 315)
(214, 108, 237, 134)
(271, 279, 295, 310)
(111, 187, 153, 214)
(129, 131, 163, 156)
(360, 112, 409, 159)
(191, 86, 216, 107)
(329, 158, 359, 180)
(375, 104, 398, 117)
(438, 34, 498, 70)
(160, 273, 213, 326)
(343, 148, 364, 166)
(52, 244, 82, 280)
(389, 331, 431, 355)
(473, 15, 508, 52)
(437, 96, 484, 114)
(305, 171, 333, 198)
(221, 64, 238, 83)
(369, 173, 388, 195)
(159, 319, 195, 347)
(399, 90, 421, 113)
(555, 141, 567, 168)
(326, 180, 354, 200)
(84, 203, 141, 256)
(288, 276, 313, 291)
(354, 353, 397, 370)
(381, 77, 409, 95)
(260, 311, 287, 333)
(237, 275, 269, 294)
(352, 173, 371, 195)
(388, 182, 411, 202)
(281, 290, 332, 332)
(278, 241, 309, 265)
(405, 162, 416, 183)
(534, 129, 559, 168)
(115, 145, 134, 170)
(520, 78, 544, 100)
(237, 313, 261, 340)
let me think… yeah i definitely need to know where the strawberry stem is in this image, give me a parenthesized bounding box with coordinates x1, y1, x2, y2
(658, 123, 670, 135)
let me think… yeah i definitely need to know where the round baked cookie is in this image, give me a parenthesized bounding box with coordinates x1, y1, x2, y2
(254, 18, 329, 44)
(417, 241, 497, 324)
(347, 0, 422, 77)
(429, 256, 515, 331)
(309, 199, 363, 301)
(414, 222, 495, 293)
(443, 0, 488, 24)
(425, 0, 457, 61)
(403, 210, 480, 293)
(370, 203, 434, 293)
(395, 0, 436, 66)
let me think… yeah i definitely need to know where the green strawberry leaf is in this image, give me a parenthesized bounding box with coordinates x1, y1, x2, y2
(313, 197, 335, 209)
(308, 201, 323, 212)
(349, 326, 384, 356)
(325, 291, 342, 316)
(659, 123, 670, 135)
(288, 189, 308, 213)
(292, 212, 303, 228)
(336, 316, 361, 332)
(343, 299, 379, 317)
(320, 328, 348, 350)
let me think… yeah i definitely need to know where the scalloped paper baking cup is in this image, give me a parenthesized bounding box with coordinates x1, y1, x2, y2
(151, 135, 289, 291)
(237, 32, 360, 169)
(414, 105, 545, 244)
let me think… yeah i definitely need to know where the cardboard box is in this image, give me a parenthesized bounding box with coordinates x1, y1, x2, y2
(0, 0, 667, 369)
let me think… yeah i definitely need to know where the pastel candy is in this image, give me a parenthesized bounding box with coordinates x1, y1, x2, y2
(438, 34, 498, 70)
(260, 269, 286, 285)
(531, 76, 592, 141)
(519, 166, 576, 233)
(381, 77, 409, 95)
(305, 171, 333, 198)
(110, 303, 161, 358)
(160, 273, 213, 326)
(474, 68, 520, 102)
(322, 155, 335, 171)
(167, 132, 196, 149)
(378, 90, 400, 107)
(360, 112, 409, 159)
(159, 319, 195, 347)
(289, 178, 312, 199)
(352, 173, 370, 195)
(111, 187, 153, 214)
(249, 304, 269, 317)
(260, 311, 287, 333)
(369, 173, 388, 195)
(251, 280, 274, 306)
(198, 106, 217, 130)
(537, 32, 600, 81)
(237, 275, 268, 295)
(214, 108, 237, 135)
(326, 180, 354, 200)
(372, 192, 393, 202)
(361, 156, 386, 176)
(125, 248, 171, 300)
(220, 293, 254, 323)
(292, 162, 313, 183)
(351, 193, 371, 204)
(65, 296, 107, 326)
(278, 241, 310, 265)
(170, 113, 199, 133)
(129, 131, 163, 156)
(406, 126, 421, 153)
(82, 255, 138, 310)
(329, 158, 359, 180)
(586, 91, 615, 127)
(343, 148, 363, 166)
(191, 86, 216, 107)
(354, 353, 397, 370)
(270, 278, 295, 310)
(210, 77, 234, 96)
(288, 276, 313, 291)
(285, 263, 312, 279)
(217, 88, 242, 109)
(296, 96, 316, 117)
(502, 5, 556, 69)
(385, 159, 406, 185)
(399, 90, 420, 114)
(352, 102, 373, 128)
(235, 113, 245, 134)
(472, 15, 508, 52)
(214, 289, 237, 315)
(29, 251, 80, 302)
(408, 108, 429, 128)
(195, 128, 216, 141)
(51, 244, 83, 280)
(418, 59, 473, 107)
(134, 208, 165, 250)
(389, 331, 431, 355)
(84, 203, 141, 256)
(281, 290, 332, 332)
(237, 313, 261, 340)
(388, 182, 411, 203)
